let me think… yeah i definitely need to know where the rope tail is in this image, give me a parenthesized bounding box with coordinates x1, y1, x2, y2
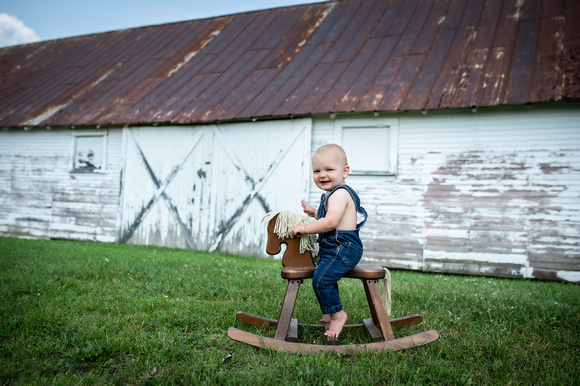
(382, 268, 391, 316)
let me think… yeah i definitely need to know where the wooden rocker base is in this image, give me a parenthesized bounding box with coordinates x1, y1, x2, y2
(234, 311, 424, 331)
(229, 310, 438, 354)
(227, 326, 440, 354)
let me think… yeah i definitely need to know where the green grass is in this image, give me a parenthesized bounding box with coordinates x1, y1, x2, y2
(1, 237, 578, 385)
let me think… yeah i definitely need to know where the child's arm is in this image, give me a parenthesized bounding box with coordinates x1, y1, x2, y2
(292, 189, 351, 236)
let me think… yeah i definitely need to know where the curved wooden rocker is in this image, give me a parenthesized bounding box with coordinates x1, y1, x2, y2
(227, 213, 439, 354)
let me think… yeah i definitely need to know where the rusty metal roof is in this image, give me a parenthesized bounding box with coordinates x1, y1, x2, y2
(0, 0, 578, 128)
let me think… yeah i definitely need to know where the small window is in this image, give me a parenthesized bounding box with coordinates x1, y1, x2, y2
(71, 131, 107, 172)
(334, 117, 398, 176)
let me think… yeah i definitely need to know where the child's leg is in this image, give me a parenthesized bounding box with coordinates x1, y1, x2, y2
(313, 254, 349, 336)
(313, 259, 345, 317)
(314, 239, 362, 338)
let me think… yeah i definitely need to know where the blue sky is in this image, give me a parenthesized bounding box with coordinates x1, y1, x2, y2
(0, 0, 327, 47)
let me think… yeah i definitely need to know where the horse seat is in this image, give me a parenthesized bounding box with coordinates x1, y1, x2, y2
(281, 263, 385, 280)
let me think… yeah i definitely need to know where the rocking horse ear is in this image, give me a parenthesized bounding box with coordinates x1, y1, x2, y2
(266, 214, 283, 255)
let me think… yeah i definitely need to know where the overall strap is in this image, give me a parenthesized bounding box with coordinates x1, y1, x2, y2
(320, 185, 368, 229)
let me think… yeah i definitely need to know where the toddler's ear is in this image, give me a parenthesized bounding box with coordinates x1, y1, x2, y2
(343, 165, 350, 178)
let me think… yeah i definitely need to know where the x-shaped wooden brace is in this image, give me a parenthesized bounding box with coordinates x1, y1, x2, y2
(118, 128, 204, 247)
(208, 125, 306, 251)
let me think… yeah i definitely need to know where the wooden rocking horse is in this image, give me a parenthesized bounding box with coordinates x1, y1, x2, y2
(227, 212, 439, 354)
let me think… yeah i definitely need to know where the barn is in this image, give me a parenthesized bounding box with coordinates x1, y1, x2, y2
(1, 0, 579, 282)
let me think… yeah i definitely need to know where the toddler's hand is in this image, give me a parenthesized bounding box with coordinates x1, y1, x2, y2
(292, 225, 305, 237)
(301, 200, 316, 218)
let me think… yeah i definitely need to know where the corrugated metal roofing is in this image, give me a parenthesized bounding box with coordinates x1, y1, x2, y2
(0, 0, 578, 128)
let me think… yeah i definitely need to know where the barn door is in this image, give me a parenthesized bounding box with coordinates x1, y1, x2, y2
(118, 125, 214, 249)
(118, 119, 311, 256)
(207, 119, 312, 256)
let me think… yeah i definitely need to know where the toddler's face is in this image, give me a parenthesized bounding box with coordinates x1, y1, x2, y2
(311, 150, 349, 192)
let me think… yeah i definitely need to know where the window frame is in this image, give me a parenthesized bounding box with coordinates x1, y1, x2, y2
(333, 116, 399, 176)
(69, 130, 108, 173)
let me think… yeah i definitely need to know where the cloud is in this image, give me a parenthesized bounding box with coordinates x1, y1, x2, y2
(0, 13, 40, 47)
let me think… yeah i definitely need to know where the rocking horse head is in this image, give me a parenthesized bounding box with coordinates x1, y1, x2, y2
(263, 212, 316, 268)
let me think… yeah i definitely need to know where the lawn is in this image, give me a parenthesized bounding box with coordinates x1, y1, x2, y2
(1, 237, 578, 384)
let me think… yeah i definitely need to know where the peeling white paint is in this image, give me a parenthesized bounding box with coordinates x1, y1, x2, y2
(389, 259, 424, 271)
(0, 127, 122, 242)
(556, 270, 580, 282)
(519, 266, 534, 279)
(425, 250, 528, 265)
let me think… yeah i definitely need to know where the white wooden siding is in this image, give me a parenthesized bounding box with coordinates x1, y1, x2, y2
(310, 105, 580, 282)
(0, 127, 122, 242)
(1, 106, 578, 283)
(0, 120, 311, 256)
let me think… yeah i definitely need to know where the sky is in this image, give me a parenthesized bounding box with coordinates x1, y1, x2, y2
(0, 0, 328, 48)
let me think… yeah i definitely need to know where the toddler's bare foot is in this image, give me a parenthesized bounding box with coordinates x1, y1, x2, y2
(324, 311, 348, 339)
(320, 314, 330, 330)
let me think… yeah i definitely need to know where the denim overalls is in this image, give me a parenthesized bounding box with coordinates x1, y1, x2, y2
(313, 184, 368, 315)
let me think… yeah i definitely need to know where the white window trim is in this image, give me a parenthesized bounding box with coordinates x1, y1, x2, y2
(70, 130, 108, 173)
(333, 116, 399, 176)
